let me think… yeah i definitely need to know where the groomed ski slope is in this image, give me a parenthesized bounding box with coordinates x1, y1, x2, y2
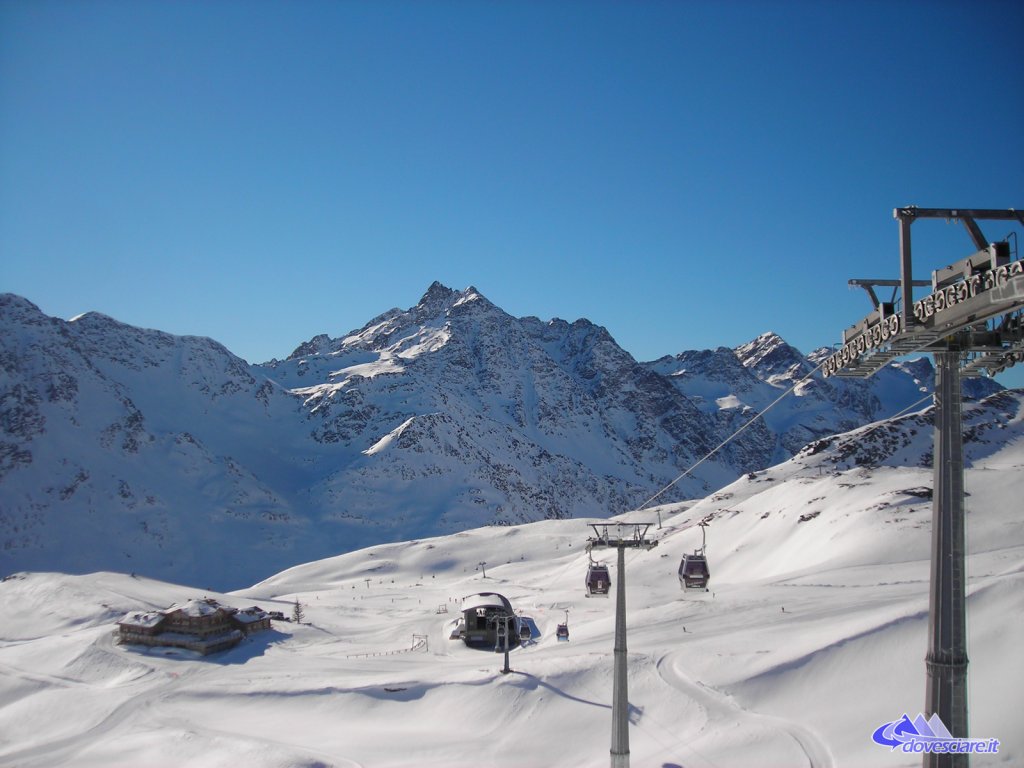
(1, 442, 1022, 768)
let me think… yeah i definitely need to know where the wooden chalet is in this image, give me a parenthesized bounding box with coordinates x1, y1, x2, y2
(117, 598, 271, 655)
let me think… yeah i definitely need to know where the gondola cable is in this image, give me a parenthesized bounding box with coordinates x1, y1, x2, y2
(890, 391, 934, 420)
(633, 356, 943, 515)
(634, 357, 829, 514)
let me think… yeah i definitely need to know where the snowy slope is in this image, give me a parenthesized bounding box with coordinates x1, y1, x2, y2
(0, 394, 1021, 767)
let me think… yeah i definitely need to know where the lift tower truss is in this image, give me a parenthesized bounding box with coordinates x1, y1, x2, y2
(824, 207, 1023, 768)
(587, 523, 658, 768)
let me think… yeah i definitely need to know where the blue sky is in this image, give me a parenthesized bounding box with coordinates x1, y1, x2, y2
(2, 0, 1023, 387)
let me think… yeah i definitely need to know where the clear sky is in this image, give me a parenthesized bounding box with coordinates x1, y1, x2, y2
(2, 0, 1023, 387)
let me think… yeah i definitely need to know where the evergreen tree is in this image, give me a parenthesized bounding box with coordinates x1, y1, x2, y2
(292, 598, 305, 624)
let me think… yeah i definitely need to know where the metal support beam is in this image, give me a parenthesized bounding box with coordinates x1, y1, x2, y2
(611, 544, 630, 768)
(898, 210, 916, 330)
(961, 218, 988, 251)
(849, 279, 882, 308)
(924, 348, 970, 768)
(497, 616, 513, 674)
(894, 207, 1021, 222)
(849, 278, 931, 312)
(830, 207, 1023, 765)
(893, 206, 1021, 328)
(587, 524, 656, 768)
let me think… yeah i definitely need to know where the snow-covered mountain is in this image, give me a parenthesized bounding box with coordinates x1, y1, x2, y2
(0, 293, 326, 589)
(1, 390, 1021, 767)
(647, 331, 1000, 465)
(260, 283, 739, 533)
(0, 285, 1004, 589)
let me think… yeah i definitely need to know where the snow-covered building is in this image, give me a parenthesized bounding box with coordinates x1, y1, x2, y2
(117, 598, 271, 655)
(233, 605, 273, 634)
(460, 592, 518, 649)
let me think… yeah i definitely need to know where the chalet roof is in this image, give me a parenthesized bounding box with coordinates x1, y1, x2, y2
(118, 610, 164, 629)
(165, 598, 230, 618)
(118, 599, 269, 631)
(233, 606, 270, 624)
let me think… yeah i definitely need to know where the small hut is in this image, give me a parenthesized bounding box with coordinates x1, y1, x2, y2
(233, 606, 273, 634)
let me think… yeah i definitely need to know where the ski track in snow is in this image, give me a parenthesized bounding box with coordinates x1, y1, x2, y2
(655, 651, 835, 768)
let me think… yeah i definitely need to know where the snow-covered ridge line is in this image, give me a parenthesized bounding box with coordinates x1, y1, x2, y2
(0, 286, 1006, 590)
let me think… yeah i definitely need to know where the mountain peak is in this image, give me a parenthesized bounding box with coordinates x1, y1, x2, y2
(418, 281, 458, 309)
(0, 293, 43, 314)
(735, 332, 809, 382)
(414, 282, 491, 318)
(67, 310, 122, 328)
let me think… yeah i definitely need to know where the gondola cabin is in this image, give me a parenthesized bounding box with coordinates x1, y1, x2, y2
(519, 621, 532, 643)
(556, 623, 569, 641)
(585, 563, 611, 597)
(678, 551, 710, 591)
